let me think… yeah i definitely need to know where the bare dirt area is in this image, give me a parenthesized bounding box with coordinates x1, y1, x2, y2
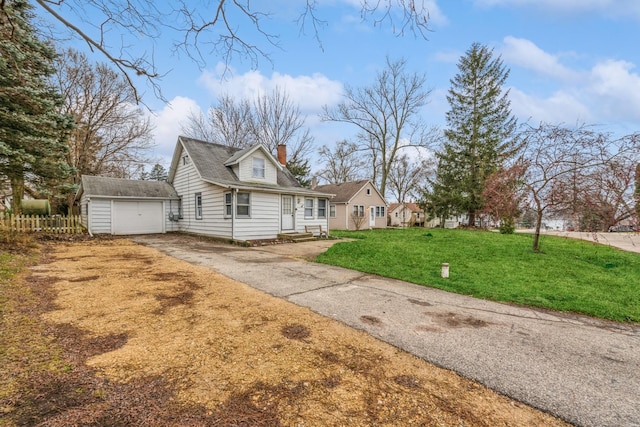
(2, 238, 570, 426)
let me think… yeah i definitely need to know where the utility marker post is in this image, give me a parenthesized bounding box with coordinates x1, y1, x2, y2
(441, 263, 450, 278)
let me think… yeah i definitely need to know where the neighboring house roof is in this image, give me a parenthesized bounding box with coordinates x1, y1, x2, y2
(314, 180, 386, 204)
(77, 175, 179, 199)
(389, 202, 424, 214)
(169, 136, 333, 197)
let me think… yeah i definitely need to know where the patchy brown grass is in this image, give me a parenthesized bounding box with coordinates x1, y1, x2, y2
(0, 238, 570, 426)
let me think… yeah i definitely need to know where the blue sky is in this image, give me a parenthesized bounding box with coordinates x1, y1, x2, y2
(40, 0, 640, 172)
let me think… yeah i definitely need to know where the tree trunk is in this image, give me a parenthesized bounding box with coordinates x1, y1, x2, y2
(10, 175, 25, 215)
(533, 210, 543, 252)
(468, 210, 475, 227)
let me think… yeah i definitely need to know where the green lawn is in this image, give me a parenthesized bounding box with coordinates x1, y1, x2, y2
(317, 228, 640, 323)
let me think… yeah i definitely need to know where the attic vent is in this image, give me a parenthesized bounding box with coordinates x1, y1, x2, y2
(182, 155, 190, 165)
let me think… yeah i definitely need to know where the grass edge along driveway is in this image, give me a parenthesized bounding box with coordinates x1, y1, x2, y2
(318, 228, 640, 323)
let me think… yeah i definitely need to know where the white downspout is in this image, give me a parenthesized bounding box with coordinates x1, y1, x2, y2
(86, 198, 93, 237)
(231, 188, 237, 240)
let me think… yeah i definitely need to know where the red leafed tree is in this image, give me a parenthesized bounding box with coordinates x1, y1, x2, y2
(482, 163, 526, 233)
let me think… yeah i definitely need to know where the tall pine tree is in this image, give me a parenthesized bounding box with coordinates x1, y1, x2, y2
(430, 43, 517, 226)
(0, 0, 73, 214)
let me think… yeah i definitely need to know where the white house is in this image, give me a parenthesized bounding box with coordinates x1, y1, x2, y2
(77, 136, 334, 242)
(388, 202, 426, 227)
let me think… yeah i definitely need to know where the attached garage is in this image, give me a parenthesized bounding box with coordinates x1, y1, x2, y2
(76, 175, 180, 235)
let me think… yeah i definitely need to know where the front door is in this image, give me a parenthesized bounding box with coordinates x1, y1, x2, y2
(369, 206, 376, 228)
(281, 195, 294, 231)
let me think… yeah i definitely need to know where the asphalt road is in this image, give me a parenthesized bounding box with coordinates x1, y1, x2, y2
(132, 234, 640, 427)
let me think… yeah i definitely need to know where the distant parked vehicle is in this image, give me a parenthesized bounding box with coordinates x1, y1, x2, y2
(608, 224, 637, 232)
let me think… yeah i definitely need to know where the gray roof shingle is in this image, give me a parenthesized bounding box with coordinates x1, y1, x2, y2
(177, 136, 331, 196)
(79, 175, 178, 199)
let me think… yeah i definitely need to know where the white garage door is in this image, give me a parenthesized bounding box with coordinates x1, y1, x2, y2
(113, 200, 164, 235)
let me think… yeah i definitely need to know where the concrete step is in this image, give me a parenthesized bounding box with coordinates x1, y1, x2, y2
(278, 232, 315, 243)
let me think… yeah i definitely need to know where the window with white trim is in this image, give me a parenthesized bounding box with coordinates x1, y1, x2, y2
(304, 198, 314, 218)
(237, 192, 250, 217)
(376, 206, 385, 217)
(329, 204, 336, 218)
(194, 193, 202, 220)
(252, 157, 265, 178)
(224, 192, 232, 217)
(353, 205, 364, 217)
(317, 199, 327, 218)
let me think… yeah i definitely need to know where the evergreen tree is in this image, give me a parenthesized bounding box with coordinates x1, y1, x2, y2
(430, 43, 517, 226)
(287, 158, 312, 188)
(141, 163, 168, 181)
(0, 0, 73, 214)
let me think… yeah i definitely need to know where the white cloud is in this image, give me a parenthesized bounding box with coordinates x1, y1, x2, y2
(509, 87, 591, 125)
(588, 59, 640, 121)
(149, 96, 202, 166)
(198, 64, 344, 114)
(473, 0, 640, 20)
(501, 37, 580, 81)
(433, 50, 461, 64)
(500, 39, 640, 125)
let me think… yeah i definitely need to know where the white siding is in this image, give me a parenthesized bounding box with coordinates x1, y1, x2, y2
(237, 152, 278, 185)
(89, 198, 112, 234)
(233, 192, 280, 240)
(80, 194, 88, 227)
(172, 155, 232, 238)
(294, 196, 330, 233)
(164, 199, 180, 232)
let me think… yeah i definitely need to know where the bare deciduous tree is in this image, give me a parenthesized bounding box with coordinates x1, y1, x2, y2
(54, 48, 154, 206)
(251, 87, 314, 164)
(386, 153, 434, 203)
(635, 162, 640, 223)
(182, 87, 314, 165)
(576, 156, 638, 231)
(316, 140, 367, 184)
(520, 123, 639, 251)
(182, 94, 254, 148)
(322, 57, 435, 197)
(23, 1, 431, 102)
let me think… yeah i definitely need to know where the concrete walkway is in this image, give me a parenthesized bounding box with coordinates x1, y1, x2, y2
(132, 234, 640, 427)
(539, 230, 640, 254)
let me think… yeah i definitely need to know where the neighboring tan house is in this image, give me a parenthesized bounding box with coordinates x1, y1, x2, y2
(388, 202, 426, 227)
(78, 136, 334, 241)
(314, 180, 387, 230)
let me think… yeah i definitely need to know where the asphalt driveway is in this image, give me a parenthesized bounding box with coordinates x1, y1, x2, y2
(132, 234, 640, 427)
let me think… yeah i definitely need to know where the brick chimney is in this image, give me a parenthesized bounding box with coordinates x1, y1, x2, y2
(277, 144, 286, 166)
